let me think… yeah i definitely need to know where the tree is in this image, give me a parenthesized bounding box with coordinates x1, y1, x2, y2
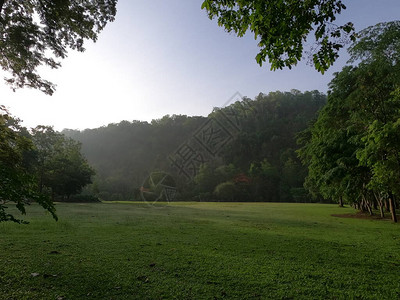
(348, 21, 400, 65)
(202, 0, 355, 73)
(357, 113, 400, 222)
(280, 149, 307, 201)
(31, 125, 63, 193)
(1, 0, 364, 95)
(297, 79, 369, 208)
(249, 159, 280, 201)
(194, 162, 221, 200)
(214, 181, 237, 201)
(31, 126, 95, 200)
(299, 22, 400, 221)
(0, 107, 56, 223)
(1, 1, 359, 95)
(0, 0, 117, 95)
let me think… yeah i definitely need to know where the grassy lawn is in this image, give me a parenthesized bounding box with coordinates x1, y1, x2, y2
(0, 202, 399, 299)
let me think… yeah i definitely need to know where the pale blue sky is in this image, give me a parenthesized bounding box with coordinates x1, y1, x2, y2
(1, 0, 400, 130)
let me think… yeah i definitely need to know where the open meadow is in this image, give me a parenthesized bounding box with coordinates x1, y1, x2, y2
(1, 202, 399, 299)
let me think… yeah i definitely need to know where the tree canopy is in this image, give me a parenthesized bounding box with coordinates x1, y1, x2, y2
(201, 0, 355, 73)
(65, 90, 326, 203)
(32, 126, 95, 200)
(0, 107, 57, 223)
(0, 0, 117, 95)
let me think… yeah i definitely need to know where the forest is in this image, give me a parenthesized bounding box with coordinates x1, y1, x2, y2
(64, 90, 326, 204)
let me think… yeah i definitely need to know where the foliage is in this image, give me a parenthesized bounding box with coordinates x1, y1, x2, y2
(249, 159, 280, 201)
(201, 0, 355, 73)
(214, 181, 237, 201)
(0, 107, 56, 223)
(64, 116, 205, 201)
(217, 90, 325, 201)
(299, 22, 400, 221)
(32, 126, 95, 200)
(194, 162, 221, 200)
(65, 91, 326, 202)
(0, 0, 362, 96)
(0, 108, 95, 222)
(348, 21, 400, 64)
(0, 0, 117, 94)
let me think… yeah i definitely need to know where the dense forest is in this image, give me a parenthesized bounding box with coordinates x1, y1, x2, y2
(64, 90, 326, 203)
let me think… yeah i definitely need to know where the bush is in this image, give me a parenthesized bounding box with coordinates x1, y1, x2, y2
(214, 181, 237, 201)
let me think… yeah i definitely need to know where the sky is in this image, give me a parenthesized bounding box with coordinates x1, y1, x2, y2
(1, 0, 400, 131)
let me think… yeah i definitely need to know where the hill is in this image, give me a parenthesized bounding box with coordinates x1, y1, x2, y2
(64, 90, 326, 202)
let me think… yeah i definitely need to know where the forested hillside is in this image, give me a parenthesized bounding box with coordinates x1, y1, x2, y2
(64, 90, 326, 202)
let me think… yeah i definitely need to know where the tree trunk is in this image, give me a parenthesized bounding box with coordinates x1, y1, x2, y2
(367, 203, 373, 216)
(384, 198, 390, 212)
(338, 196, 344, 207)
(373, 192, 385, 218)
(379, 203, 385, 218)
(361, 194, 373, 215)
(388, 192, 397, 223)
(359, 198, 366, 212)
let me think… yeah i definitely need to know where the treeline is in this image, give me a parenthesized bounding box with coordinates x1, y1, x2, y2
(299, 21, 400, 222)
(0, 109, 95, 222)
(64, 90, 326, 202)
(64, 116, 206, 201)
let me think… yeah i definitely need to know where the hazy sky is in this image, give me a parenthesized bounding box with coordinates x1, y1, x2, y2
(1, 0, 400, 130)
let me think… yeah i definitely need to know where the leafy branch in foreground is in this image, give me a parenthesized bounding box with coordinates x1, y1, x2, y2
(201, 0, 355, 73)
(0, 0, 117, 95)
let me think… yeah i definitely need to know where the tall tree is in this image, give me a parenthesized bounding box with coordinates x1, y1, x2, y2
(0, 107, 56, 223)
(297, 73, 369, 208)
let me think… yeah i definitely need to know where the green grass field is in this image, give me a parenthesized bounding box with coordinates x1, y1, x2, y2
(1, 202, 399, 299)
